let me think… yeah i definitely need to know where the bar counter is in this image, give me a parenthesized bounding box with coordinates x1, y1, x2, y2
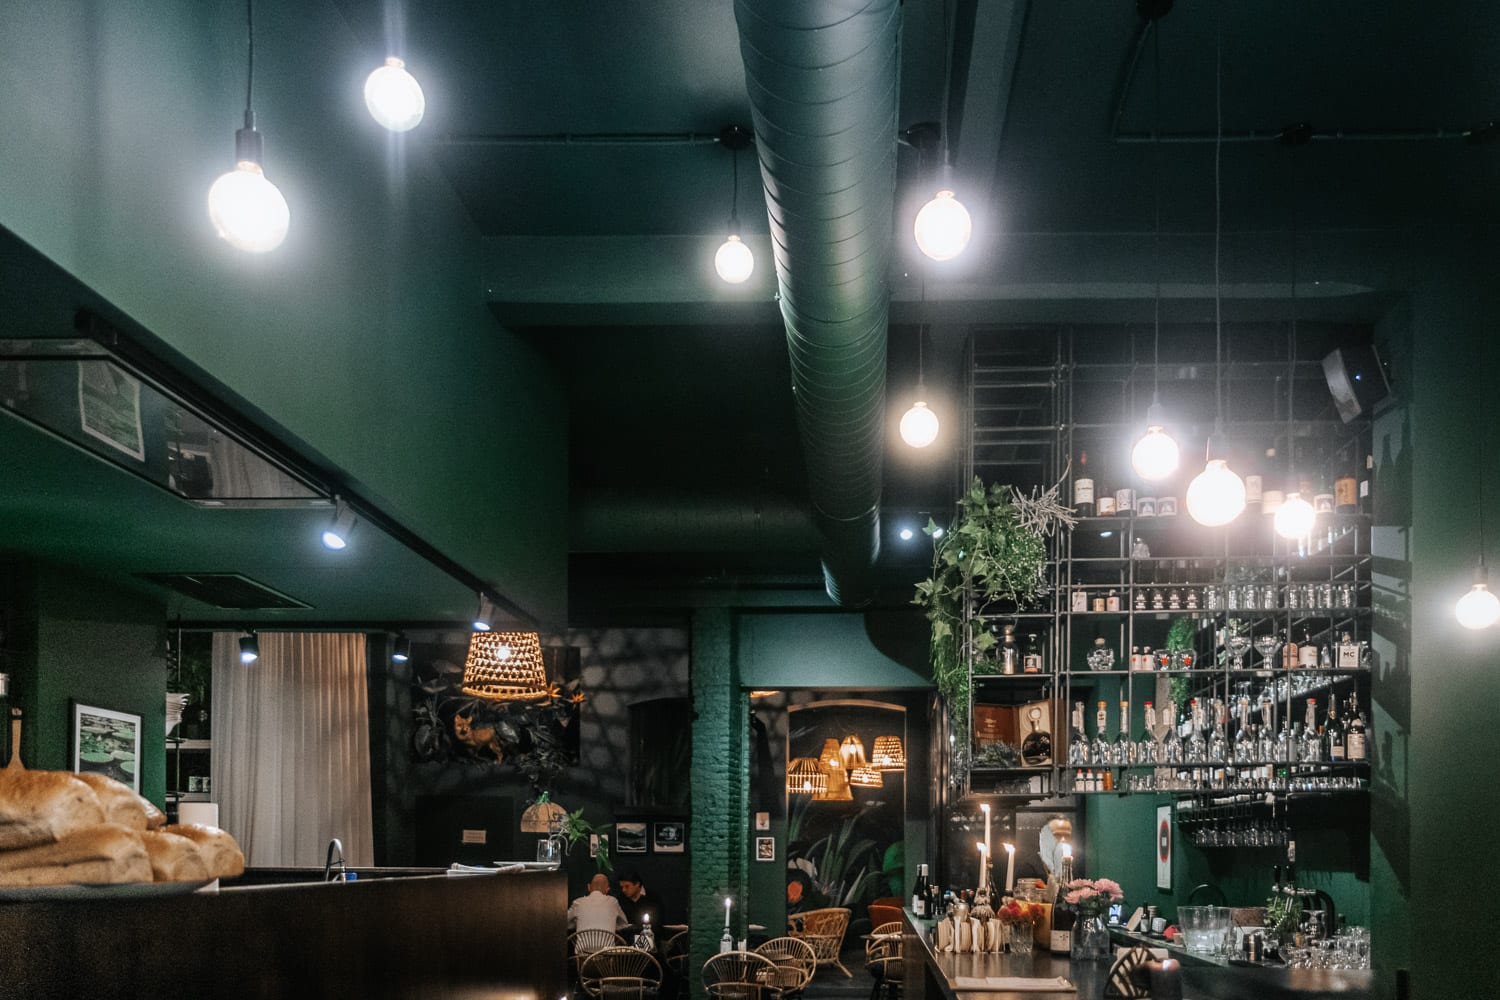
(0, 868, 566, 1000)
(902, 912, 1370, 1000)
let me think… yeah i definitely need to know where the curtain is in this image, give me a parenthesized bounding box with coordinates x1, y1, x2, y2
(211, 632, 374, 867)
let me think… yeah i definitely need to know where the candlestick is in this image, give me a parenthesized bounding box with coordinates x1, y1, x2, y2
(724, 896, 732, 929)
(981, 803, 992, 871)
(1003, 842, 1015, 893)
(976, 840, 988, 890)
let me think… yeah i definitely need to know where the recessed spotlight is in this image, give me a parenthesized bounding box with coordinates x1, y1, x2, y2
(899, 527, 914, 541)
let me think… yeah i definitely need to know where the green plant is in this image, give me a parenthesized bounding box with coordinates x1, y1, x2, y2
(913, 477, 1076, 742)
(1165, 617, 1197, 709)
(559, 808, 613, 873)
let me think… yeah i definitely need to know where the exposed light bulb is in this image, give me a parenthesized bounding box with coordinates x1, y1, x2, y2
(1274, 492, 1316, 540)
(208, 160, 289, 253)
(1457, 564, 1500, 629)
(1186, 458, 1246, 526)
(899, 527, 914, 541)
(364, 57, 425, 132)
(714, 233, 754, 284)
(900, 399, 940, 448)
(914, 188, 972, 262)
(1131, 403, 1179, 480)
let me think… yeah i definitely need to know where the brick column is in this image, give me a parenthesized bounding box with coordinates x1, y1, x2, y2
(688, 608, 748, 995)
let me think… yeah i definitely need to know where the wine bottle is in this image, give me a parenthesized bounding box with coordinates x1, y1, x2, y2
(1074, 451, 1095, 516)
(911, 862, 930, 917)
(1325, 698, 1345, 762)
(1049, 851, 1075, 953)
(1023, 633, 1044, 674)
(1345, 696, 1368, 762)
(1335, 462, 1357, 514)
(1243, 444, 1264, 513)
(1313, 470, 1335, 515)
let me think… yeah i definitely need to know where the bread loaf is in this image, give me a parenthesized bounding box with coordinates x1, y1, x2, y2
(141, 830, 210, 883)
(0, 823, 150, 885)
(72, 772, 150, 831)
(163, 823, 244, 879)
(0, 769, 105, 850)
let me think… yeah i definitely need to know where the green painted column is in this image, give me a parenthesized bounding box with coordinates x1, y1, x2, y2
(689, 608, 748, 995)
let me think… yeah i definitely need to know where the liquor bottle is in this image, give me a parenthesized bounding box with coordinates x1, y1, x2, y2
(1114, 701, 1133, 765)
(1129, 645, 1143, 671)
(1069, 702, 1089, 766)
(1162, 705, 1183, 764)
(999, 623, 1020, 675)
(1313, 471, 1335, 515)
(1300, 699, 1322, 763)
(1358, 453, 1374, 514)
(1282, 630, 1299, 669)
(1334, 631, 1361, 669)
(1243, 444, 1264, 514)
(1138, 700, 1158, 764)
(1050, 851, 1076, 954)
(912, 862, 930, 917)
(1297, 628, 1319, 669)
(1325, 699, 1345, 762)
(1023, 633, 1044, 674)
(1115, 478, 1135, 516)
(1074, 451, 1095, 516)
(0, 673, 9, 767)
(1263, 446, 1284, 515)
(1234, 696, 1254, 764)
(1334, 462, 1357, 514)
(1345, 696, 1368, 762)
(1106, 589, 1121, 612)
(1021, 705, 1053, 766)
(1092, 702, 1111, 767)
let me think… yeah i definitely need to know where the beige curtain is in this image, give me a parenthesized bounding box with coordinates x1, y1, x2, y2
(211, 632, 374, 867)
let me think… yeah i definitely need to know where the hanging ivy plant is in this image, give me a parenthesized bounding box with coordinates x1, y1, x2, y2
(913, 477, 1076, 744)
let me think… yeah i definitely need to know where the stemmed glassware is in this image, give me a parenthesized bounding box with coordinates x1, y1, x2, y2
(1253, 633, 1283, 672)
(1226, 630, 1254, 671)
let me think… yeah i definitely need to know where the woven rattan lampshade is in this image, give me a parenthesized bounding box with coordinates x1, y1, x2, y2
(839, 734, 867, 769)
(787, 757, 827, 796)
(848, 765, 884, 788)
(871, 735, 906, 770)
(520, 796, 568, 833)
(462, 631, 549, 701)
(818, 738, 843, 770)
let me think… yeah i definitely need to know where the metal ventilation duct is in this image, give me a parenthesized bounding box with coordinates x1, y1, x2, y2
(733, 0, 899, 606)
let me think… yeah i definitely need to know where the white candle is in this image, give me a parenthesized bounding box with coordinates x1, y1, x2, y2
(724, 896, 732, 929)
(977, 840, 988, 889)
(981, 802, 992, 865)
(1003, 842, 1015, 893)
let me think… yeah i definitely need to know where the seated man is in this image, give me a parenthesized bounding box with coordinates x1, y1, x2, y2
(569, 872, 628, 939)
(614, 867, 661, 929)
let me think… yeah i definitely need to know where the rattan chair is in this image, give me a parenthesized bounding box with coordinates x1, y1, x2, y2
(866, 921, 904, 959)
(570, 929, 627, 985)
(866, 954, 904, 1000)
(662, 930, 691, 998)
(702, 950, 783, 999)
(579, 946, 663, 998)
(787, 907, 852, 978)
(754, 936, 816, 997)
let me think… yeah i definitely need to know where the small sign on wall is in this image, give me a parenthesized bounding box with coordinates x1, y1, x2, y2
(1156, 805, 1172, 891)
(461, 829, 488, 845)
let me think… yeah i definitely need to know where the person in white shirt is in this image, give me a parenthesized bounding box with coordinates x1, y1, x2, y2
(568, 873, 629, 942)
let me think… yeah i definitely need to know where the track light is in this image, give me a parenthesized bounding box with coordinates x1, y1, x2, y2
(1457, 562, 1500, 630)
(208, 0, 289, 253)
(392, 634, 411, 663)
(321, 497, 356, 550)
(239, 632, 259, 664)
(364, 57, 425, 132)
(473, 594, 497, 632)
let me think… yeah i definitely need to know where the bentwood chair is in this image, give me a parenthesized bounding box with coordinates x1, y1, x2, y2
(662, 930, 691, 999)
(579, 946, 663, 999)
(570, 930, 628, 987)
(787, 907, 852, 978)
(866, 921, 904, 959)
(753, 936, 816, 998)
(865, 954, 904, 1000)
(701, 950, 783, 999)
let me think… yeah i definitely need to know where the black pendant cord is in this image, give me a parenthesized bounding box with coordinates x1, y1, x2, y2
(1212, 0, 1224, 443)
(245, 0, 255, 121)
(1150, 18, 1163, 404)
(941, 0, 955, 168)
(730, 147, 739, 228)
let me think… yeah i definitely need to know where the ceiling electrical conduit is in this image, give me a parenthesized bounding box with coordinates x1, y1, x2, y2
(732, 0, 901, 607)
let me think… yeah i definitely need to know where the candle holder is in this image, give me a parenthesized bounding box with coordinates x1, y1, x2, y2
(970, 885, 995, 923)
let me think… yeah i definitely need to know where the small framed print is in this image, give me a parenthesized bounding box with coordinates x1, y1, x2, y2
(615, 822, 648, 854)
(755, 811, 770, 831)
(653, 821, 686, 854)
(1156, 804, 1173, 891)
(71, 702, 142, 793)
(755, 837, 776, 862)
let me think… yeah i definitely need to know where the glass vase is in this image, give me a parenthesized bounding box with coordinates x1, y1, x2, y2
(1071, 911, 1110, 960)
(1008, 925, 1034, 956)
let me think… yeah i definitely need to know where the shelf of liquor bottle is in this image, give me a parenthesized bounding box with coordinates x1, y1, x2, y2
(969, 766, 1053, 776)
(1063, 667, 1371, 679)
(1068, 511, 1372, 529)
(1065, 760, 1370, 773)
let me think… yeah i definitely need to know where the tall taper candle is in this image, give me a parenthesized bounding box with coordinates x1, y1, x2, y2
(981, 802, 992, 868)
(1003, 842, 1015, 893)
(977, 841, 988, 890)
(724, 896, 732, 929)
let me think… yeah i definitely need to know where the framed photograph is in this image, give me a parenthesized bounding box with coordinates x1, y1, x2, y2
(755, 836, 776, 862)
(71, 703, 142, 793)
(653, 821, 686, 854)
(755, 811, 770, 831)
(77, 361, 145, 462)
(615, 822, 648, 854)
(1155, 805, 1173, 891)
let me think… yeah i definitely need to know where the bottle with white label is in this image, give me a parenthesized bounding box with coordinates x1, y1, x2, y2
(1074, 451, 1095, 516)
(911, 862, 930, 917)
(1345, 697, 1368, 762)
(1050, 851, 1075, 953)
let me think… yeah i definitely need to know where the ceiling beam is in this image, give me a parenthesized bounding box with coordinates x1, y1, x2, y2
(951, 0, 1031, 202)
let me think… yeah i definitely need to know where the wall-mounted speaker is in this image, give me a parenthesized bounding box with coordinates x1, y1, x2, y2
(1322, 345, 1390, 423)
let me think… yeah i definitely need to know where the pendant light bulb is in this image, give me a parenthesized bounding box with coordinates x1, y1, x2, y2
(1457, 563, 1500, 630)
(364, 57, 425, 132)
(1274, 492, 1316, 540)
(209, 157, 289, 253)
(714, 233, 754, 284)
(1131, 402, 1179, 481)
(900, 398, 940, 449)
(914, 187, 972, 262)
(1186, 458, 1246, 527)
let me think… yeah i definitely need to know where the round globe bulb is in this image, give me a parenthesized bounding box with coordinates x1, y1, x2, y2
(1274, 492, 1316, 540)
(1186, 458, 1246, 527)
(364, 57, 425, 132)
(208, 161, 289, 253)
(714, 234, 754, 283)
(1131, 426, 1179, 481)
(900, 399, 940, 448)
(1456, 584, 1500, 630)
(914, 189, 972, 261)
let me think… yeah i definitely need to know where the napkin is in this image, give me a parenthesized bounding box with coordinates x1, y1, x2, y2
(953, 976, 1076, 991)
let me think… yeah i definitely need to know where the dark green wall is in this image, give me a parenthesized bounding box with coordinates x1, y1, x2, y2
(0, 1, 567, 624)
(736, 611, 932, 689)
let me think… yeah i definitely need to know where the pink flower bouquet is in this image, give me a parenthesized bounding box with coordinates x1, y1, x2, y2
(1063, 877, 1124, 916)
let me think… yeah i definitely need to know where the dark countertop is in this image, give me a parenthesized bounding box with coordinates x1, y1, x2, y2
(903, 912, 1370, 1000)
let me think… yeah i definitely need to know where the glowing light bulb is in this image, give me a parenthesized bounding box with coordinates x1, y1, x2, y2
(1132, 427, 1179, 481)
(900, 399, 940, 448)
(208, 161, 289, 253)
(364, 57, 425, 132)
(914, 188, 972, 261)
(1456, 585, 1500, 629)
(1274, 492, 1316, 540)
(1186, 459, 1246, 527)
(899, 527, 914, 541)
(714, 234, 754, 283)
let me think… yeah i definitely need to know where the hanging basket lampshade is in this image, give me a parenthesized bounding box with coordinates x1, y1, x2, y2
(839, 734, 867, 769)
(787, 757, 828, 796)
(848, 765, 884, 788)
(813, 738, 852, 800)
(520, 794, 568, 833)
(818, 738, 844, 771)
(870, 735, 906, 771)
(461, 631, 549, 701)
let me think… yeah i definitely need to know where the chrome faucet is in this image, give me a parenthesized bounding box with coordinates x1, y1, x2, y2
(1185, 882, 1227, 906)
(324, 838, 347, 882)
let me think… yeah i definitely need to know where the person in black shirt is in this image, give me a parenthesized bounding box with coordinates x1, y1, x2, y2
(614, 867, 660, 929)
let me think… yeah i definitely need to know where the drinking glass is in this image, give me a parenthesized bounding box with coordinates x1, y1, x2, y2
(1253, 634, 1282, 671)
(1226, 633, 1253, 671)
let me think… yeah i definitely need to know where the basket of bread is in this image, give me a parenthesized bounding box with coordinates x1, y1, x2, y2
(0, 767, 243, 888)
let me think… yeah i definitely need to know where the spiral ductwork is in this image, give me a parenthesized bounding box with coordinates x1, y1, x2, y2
(733, 0, 899, 606)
